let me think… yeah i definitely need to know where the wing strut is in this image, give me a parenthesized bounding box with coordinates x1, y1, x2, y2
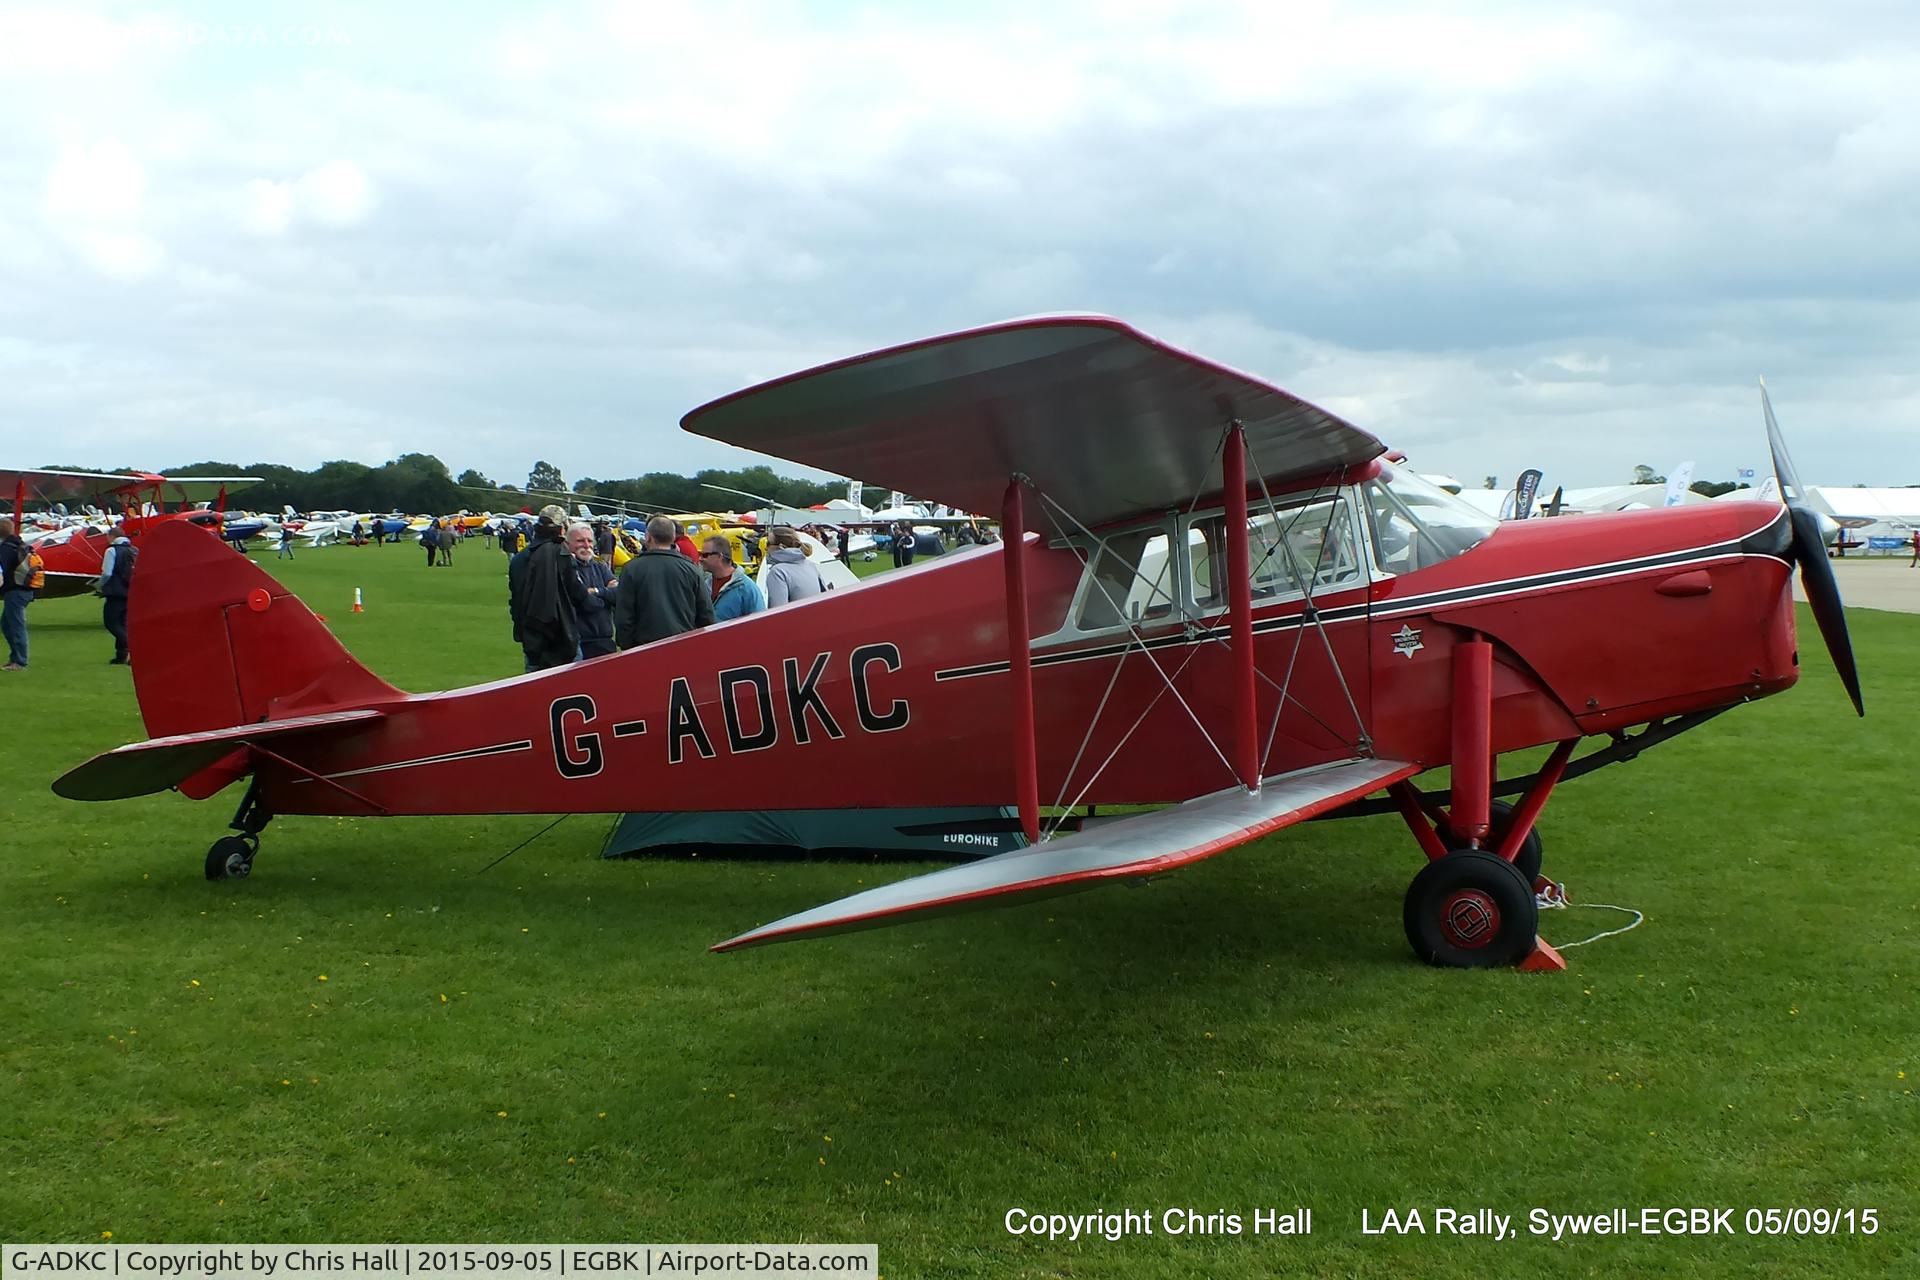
(1002, 477, 1041, 844)
(1222, 420, 1260, 791)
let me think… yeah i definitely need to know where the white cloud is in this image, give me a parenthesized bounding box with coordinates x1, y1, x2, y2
(0, 8, 173, 76)
(44, 138, 146, 223)
(242, 178, 294, 235)
(0, 1, 1915, 487)
(40, 138, 165, 279)
(69, 229, 164, 281)
(295, 160, 374, 227)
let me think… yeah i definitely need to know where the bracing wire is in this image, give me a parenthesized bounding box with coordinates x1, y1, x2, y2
(1034, 490, 1242, 783)
(476, 813, 573, 875)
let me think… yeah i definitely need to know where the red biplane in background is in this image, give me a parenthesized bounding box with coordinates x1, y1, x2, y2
(54, 318, 1862, 969)
(6, 468, 262, 598)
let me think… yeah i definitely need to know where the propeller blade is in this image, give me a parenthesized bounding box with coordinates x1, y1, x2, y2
(1763, 379, 1863, 716)
(1760, 376, 1802, 505)
(1788, 507, 1864, 716)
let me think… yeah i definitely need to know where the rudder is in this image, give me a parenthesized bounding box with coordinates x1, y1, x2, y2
(129, 520, 402, 738)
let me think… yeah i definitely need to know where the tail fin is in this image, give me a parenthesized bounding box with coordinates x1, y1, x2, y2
(130, 520, 403, 738)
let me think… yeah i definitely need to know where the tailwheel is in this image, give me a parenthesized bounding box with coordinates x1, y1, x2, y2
(1487, 799, 1543, 886)
(1403, 850, 1538, 968)
(205, 835, 257, 881)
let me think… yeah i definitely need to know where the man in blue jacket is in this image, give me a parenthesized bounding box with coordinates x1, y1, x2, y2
(702, 535, 764, 621)
(97, 526, 137, 664)
(568, 523, 618, 657)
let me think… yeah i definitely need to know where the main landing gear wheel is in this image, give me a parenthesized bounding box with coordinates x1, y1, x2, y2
(1486, 799, 1543, 885)
(205, 835, 256, 881)
(1403, 850, 1538, 968)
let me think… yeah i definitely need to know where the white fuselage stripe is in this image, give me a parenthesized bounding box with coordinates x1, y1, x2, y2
(934, 527, 1785, 683)
(289, 739, 537, 783)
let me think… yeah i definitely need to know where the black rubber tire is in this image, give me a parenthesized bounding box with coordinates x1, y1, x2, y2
(1403, 850, 1539, 968)
(1487, 800, 1543, 886)
(205, 836, 254, 881)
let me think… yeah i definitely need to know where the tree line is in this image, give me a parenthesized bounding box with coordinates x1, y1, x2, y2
(38, 455, 846, 517)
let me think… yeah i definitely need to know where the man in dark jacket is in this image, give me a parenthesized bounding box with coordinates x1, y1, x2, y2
(615, 516, 712, 649)
(508, 507, 590, 671)
(568, 523, 618, 657)
(0, 518, 33, 670)
(96, 526, 137, 664)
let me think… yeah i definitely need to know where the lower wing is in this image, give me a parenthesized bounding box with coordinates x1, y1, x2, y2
(714, 756, 1417, 950)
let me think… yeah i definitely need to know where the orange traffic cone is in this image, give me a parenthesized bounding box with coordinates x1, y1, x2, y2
(351, 587, 365, 614)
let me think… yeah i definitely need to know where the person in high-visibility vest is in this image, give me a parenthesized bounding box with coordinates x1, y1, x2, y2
(0, 517, 38, 670)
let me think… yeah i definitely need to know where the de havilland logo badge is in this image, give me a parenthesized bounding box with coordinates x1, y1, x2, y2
(1391, 624, 1424, 658)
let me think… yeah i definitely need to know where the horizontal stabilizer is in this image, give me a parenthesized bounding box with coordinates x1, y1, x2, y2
(714, 756, 1417, 951)
(53, 708, 385, 801)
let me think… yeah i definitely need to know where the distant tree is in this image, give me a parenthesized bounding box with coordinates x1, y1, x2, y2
(384, 453, 461, 513)
(26, 455, 853, 518)
(1632, 464, 1663, 485)
(156, 459, 248, 477)
(156, 459, 291, 511)
(691, 466, 842, 511)
(309, 460, 378, 510)
(1690, 479, 1740, 498)
(597, 472, 700, 513)
(229, 463, 308, 512)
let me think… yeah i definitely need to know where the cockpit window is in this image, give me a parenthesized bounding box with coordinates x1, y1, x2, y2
(1361, 462, 1499, 574)
(1072, 525, 1178, 631)
(1190, 498, 1362, 610)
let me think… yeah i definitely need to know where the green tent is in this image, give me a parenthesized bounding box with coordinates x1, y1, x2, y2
(602, 806, 1029, 861)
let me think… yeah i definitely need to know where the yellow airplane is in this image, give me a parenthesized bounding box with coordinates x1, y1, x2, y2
(609, 513, 763, 570)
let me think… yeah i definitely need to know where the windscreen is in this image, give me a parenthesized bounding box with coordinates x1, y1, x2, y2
(1361, 463, 1499, 573)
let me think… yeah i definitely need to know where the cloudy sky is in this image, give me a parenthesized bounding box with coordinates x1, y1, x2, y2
(3, 0, 1916, 497)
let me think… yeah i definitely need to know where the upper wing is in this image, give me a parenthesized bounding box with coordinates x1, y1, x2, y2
(4, 468, 262, 511)
(714, 756, 1417, 951)
(3, 467, 143, 510)
(681, 315, 1385, 529)
(150, 475, 263, 506)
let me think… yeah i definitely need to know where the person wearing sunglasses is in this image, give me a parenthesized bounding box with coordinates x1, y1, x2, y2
(703, 536, 765, 622)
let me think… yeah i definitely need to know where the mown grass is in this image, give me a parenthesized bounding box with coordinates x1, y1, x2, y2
(2, 538, 1915, 1277)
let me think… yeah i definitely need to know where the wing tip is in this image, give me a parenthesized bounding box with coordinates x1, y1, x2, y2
(51, 755, 171, 802)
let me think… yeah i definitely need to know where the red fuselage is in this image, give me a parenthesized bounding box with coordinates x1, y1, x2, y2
(29, 511, 227, 599)
(206, 490, 1795, 819)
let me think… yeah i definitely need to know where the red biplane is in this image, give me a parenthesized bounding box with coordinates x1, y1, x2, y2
(54, 318, 1861, 969)
(6, 468, 262, 598)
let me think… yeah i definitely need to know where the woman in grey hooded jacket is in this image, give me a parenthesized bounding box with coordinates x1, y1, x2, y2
(763, 528, 826, 607)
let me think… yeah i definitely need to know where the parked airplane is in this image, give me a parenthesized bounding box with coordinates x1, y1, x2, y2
(4, 468, 261, 597)
(53, 318, 1859, 970)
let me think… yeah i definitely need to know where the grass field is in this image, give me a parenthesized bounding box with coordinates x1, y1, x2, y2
(2, 538, 1916, 1277)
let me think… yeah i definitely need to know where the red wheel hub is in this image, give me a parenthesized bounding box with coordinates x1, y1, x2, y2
(1439, 889, 1499, 949)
